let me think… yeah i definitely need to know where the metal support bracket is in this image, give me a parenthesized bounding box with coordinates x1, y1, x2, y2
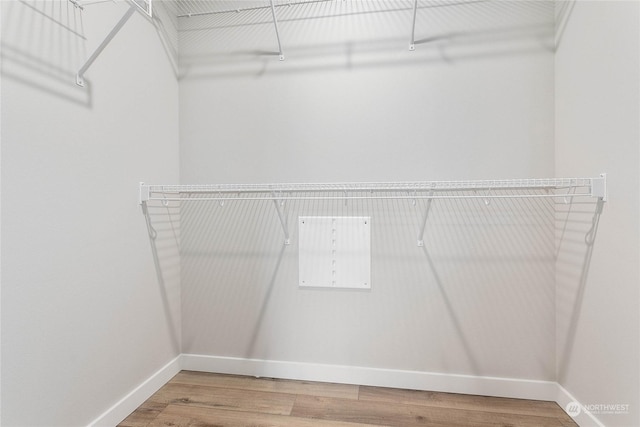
(76, 4, 137, 86)
(591, 173, 607, 201)
(409, 0, 418, 51)
(416, 190, 434, 247)
(272, 195, 291, 245)
(269, 0, 285, 60)
(139, 182, 150, 205)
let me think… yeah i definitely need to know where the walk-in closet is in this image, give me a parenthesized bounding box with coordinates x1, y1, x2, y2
(1, 1, 638, 426)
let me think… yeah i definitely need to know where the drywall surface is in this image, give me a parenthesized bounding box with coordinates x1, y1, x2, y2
(178, 1, 557, 382)
(1, 1, 180, 425)
(555, 1, 640, 426)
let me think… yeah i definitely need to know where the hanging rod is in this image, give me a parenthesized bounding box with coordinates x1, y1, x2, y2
(139, 175, 607, 205)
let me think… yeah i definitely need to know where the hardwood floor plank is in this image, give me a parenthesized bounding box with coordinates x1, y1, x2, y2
(121, 371, 579, 427)
(172, 371, 360, 400)
(149, 404, 385, 427)
(118, 408, 163, 427)
(118, 396, 168, 426)
(150, 382, 297, 415)
(556, 406, 580, 426)
(359, 385, 574, 420)
(291, 394, 570, 427)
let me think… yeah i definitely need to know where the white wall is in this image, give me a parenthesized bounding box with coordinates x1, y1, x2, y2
(555, 1, 640, 426)
(1, 1, 180, 425)
(179, 1, 557, 382)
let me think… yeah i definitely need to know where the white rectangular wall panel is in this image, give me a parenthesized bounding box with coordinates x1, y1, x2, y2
(298, 217, 371, 289)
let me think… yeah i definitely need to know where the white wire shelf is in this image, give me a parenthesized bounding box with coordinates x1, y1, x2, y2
(139, 175, 607, 204)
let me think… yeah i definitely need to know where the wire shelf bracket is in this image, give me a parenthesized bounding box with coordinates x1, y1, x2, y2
(76, 0, 153, 87)
(409, 0, 418, 51)
(272, 195, 291, 245)
(269, 0, 285, 61)
(416, 189, 434, 247)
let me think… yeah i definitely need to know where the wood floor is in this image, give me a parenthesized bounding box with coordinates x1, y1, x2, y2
(119, 371, 578, 427)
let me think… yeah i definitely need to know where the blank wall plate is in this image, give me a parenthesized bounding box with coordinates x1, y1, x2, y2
(298, 216, 371, 289)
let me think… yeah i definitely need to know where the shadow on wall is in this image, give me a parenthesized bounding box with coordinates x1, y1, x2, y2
(556, 198, 604, 382)
(177, 0, 555, 80)
(1, 0, 178, 105)
(554, 0, 576, 49)
(142, 200, 182, 354)
(151, 0, 180, 76)
(421, 244, 481, 375)
(177, 192, 555, 378)
(416, 192, 556, 377)
(1, 0, 92, 106)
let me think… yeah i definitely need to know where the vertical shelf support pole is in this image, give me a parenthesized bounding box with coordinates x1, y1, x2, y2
(269, 0, 285, 60)
(272, 195, 291, 245)
(409, 0, 418, 51)
(417, 190, 434, 247)
(76, 4, 137, 86)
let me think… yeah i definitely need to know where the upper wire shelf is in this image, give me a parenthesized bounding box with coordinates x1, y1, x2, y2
(176, 0, 329, 18)
(139, 175, 607, 204)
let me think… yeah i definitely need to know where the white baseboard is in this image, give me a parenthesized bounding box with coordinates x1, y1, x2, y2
(88, 354, 597, 427)
(181, 353, 558, 402)
(88, 355, 182, 427)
